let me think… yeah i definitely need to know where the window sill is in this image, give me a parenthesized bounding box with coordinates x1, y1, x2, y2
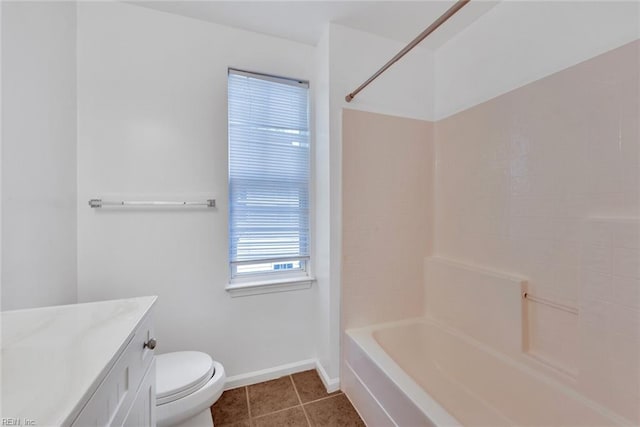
(226, 276, 316, 297)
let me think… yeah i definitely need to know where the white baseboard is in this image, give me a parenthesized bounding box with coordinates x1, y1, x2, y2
(224, 359, 316, 390)
(224, 358, 341, 393)
(315, 360, 341, 393)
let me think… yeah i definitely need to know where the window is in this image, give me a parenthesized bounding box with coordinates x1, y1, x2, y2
(228, 69, 310, 284)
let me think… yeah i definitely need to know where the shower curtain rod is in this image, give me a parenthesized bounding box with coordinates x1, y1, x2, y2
(345, 0, 470, 103)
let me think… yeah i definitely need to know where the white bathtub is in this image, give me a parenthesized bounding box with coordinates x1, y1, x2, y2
(344, 317, 625, 427)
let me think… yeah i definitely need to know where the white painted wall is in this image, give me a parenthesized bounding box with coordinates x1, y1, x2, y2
(330, 24, 435, 122)
(0, 0, 3, 313)
(1, 1, 77, 310)
(313, 26, 334, 384)
(435, 0, 640, 119)
(76, 2, 316, 377)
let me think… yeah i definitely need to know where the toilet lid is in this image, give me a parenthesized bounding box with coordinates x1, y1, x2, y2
(156, 351, 215, 405)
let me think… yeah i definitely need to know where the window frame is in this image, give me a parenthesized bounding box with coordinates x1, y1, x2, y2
(226, 68, 314, 296)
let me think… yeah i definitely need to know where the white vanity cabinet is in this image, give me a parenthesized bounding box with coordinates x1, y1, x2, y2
(1, 296, 157, 427)
(71, 309, 156, 426)
(123, 359, 156, 427)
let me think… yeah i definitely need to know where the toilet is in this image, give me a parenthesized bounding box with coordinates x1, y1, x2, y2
(156, 351, 226, 427)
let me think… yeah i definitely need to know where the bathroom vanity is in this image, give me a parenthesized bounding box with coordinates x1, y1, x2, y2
(1, 296, 157, 426)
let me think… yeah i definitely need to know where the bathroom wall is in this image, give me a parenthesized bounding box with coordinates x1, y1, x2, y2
(1, 2, 78, 310)
(435, 1, 640, 119)
(316, 23, 435, 382)
(75, 2, 316, 378)
(1, 2, 3, 310)
(329, 24, 435, 122)
(434, 39, 639, 423)
(312, 27, 334, 384)
(337, 2, 638, 419)
(342, 109, 433, 330)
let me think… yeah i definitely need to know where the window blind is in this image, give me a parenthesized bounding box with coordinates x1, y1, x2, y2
(228, 69, 310, 273)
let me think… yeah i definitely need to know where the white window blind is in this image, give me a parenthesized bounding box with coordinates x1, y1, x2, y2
(228, 69, 310, 278)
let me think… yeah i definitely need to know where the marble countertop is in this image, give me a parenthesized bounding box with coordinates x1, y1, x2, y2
(1, 296, 157, 426)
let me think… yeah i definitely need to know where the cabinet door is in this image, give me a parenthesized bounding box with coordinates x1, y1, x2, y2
(71, 344, 136, 427)
(123, 359, 156, 427)
(71, 310, 156, 427)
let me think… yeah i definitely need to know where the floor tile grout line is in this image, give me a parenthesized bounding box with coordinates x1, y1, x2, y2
(302, 392, 344, 406)
(251, 403, 305, 421)
(218, 372, 344, 425)
(291, 371, 343, 405)
(245, 386, 253, 422)
(290, 375, 313, 427)
(289, 375, 303, 406)
(300, 402, 313, 426)
(246, 376, 307, 421)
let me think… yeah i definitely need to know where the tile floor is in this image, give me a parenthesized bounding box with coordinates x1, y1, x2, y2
(211, 370, 365, 427)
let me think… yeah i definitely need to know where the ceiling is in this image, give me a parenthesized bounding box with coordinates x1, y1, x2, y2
(130, 1, 499, 49)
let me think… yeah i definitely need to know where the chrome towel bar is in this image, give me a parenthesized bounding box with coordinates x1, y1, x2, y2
(89, 199, 216, 208)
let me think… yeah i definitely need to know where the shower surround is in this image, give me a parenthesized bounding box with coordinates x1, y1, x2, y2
(342, 40, 639, 425)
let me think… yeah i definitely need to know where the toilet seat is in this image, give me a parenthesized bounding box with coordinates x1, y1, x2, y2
(156, 352, 226, 427)
(156, 351, 215, 405)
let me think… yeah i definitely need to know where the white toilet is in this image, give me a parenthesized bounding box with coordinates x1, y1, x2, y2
(156, 351, 226, 427)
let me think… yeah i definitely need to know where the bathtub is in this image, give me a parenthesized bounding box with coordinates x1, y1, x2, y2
(344, 317, 625, 427)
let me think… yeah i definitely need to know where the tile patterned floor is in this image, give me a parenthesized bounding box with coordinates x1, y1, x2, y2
(211, 370, 365, 426)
